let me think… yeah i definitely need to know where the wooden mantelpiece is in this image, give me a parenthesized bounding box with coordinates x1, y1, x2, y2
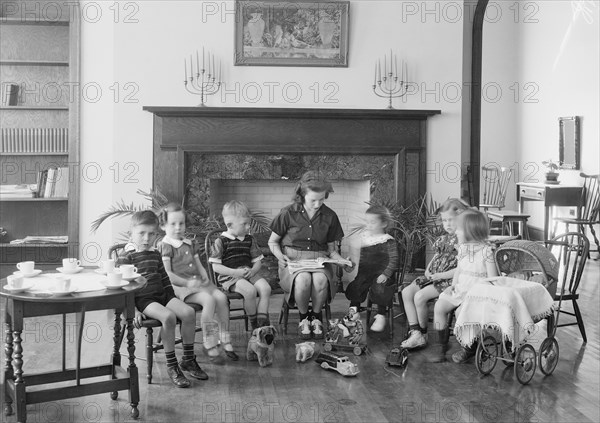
(144, 107, 441, 207)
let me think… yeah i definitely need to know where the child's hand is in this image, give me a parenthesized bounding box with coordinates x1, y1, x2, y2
(429, 273, 439, 281)
(187, 276, 206, 288)
(424, 269, 432, 278)
(239, 267, 252, 279)
(278, 255, 290, 268)
(133, 311, 146, 329)
(376, 275, 387, 284)
(343, 257, 355, 272)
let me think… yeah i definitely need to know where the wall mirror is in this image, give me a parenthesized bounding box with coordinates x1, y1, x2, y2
(559, 116, 581, 170)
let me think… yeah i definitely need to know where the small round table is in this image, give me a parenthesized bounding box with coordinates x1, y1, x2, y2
(1, 270, 146, 422)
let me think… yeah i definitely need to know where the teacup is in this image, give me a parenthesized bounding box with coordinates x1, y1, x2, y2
(99, 259, 115, 273)
(54, 275, 71, 291)
(16, 261, 35, 274)
(120, 264, 138, 278)
(107, 271, 123, 286)
(63, 258, 81, 271)
(7, 274, 24, 289)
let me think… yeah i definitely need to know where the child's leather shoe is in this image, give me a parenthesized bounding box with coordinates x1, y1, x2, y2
(180, 357, 209, 380)
(167, 365, 191, 388)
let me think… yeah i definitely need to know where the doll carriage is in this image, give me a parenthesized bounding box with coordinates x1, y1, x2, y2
(455, 240, 561, 385)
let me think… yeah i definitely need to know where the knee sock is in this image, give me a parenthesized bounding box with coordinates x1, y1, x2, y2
(257, 313, 270, 327)
(165, 350, 178, 369)
(182, 343, 194, 362)
(248, 313, 258, 330)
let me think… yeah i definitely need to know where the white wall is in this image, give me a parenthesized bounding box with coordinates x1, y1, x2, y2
(78, 1, 468, 263)
(482, 0, 599, 231)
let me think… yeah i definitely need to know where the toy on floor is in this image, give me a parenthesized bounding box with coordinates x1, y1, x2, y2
(315, 351, 359, 377)
(385, 347, 409, 368)
(324, 306, 367, 356)
(246, 325, 277, 367)
(295, 341, 316, 362)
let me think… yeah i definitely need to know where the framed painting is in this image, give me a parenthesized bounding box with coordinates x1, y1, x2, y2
(234, 1, 350, 67)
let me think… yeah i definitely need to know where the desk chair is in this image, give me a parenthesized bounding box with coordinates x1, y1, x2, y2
(553, 173, 600, 257)
(480, 166, 513, 211)
(203, 229, 250, 331)
(109, 243, 203, 384)
(545, 232, 590, 343)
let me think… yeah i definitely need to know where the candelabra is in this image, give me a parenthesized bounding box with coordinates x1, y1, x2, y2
(184, 48, 222, 107)
(372, 50, 410, 109)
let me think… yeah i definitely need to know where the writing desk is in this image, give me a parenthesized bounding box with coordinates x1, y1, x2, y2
(1, 270, 146, 422)
(517, 182, 582, 240)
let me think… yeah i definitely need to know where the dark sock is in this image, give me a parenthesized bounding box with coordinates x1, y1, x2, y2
(299, 312, 309, 321)
(165, 350, 178, 369)
(420, 326, 428, 334)
(350, 302, 360, 308)
(377, 305, 387, 315)
(249, 314, 258, 329)
(409, 324, 420, 332)
(257, 313, 270, 327)
(312, 310, 323, 322)
(182, 343, 194, 362)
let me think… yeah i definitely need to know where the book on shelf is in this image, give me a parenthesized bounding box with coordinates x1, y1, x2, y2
(287, 257, 352, 274)
(9, 235, 68, 245)
(33, 167, 69, 198)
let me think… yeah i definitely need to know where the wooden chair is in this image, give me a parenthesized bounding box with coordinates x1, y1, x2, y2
(203, 229, 249, 331)
(553, 173, 600, 256)
(109, 243, 202, 384)
(545, 232, 590, 343)
(480, 165, 513, 211)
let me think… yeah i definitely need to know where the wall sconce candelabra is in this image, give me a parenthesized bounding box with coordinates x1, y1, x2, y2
(184, 47, 222, 107)
(373, 50, 410, 109)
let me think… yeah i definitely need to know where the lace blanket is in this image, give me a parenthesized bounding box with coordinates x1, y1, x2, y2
(454, 276, 555, 350)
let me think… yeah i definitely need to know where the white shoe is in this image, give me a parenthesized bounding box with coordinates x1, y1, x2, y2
(311, 318, 323, 339)
(299, 318, 311, 339)
(370, 314, 386, 332)
(400, 329, 427, 349)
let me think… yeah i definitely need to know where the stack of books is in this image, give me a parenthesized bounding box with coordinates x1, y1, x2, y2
(35, 167, 70, 198)
(0, 184, 35, 199)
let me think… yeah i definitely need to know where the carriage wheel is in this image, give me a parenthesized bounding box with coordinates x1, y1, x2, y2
(475, 335, 498, 375)
(353, 346, 363, 356)
(320, 362, 329, 369)
(323, 343, 332, 352)
(538, 337, 559, 376)
(514, 344, 536, 385)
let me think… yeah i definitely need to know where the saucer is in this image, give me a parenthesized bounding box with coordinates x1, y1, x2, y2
(121, 272, 141, 282)
(101, 280, 129, 290)
(13, 269, 42, 278)
(57, 266, 84, 274)
(49, 287, 78, 297)
(3, 282, 34, 294)
(94, 269, 109, 275)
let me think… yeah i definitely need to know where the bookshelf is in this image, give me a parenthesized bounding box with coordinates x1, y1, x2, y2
(0, 1, 79, 265)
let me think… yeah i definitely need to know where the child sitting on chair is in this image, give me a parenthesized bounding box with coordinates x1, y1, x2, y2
(157, 203, 238, 362)
(428, 209, 498, 363)
(117, 210, 207, 388)
(209, 200, 272, 330)
(344, 205, 399, 332)
(400, 198, 469, 349)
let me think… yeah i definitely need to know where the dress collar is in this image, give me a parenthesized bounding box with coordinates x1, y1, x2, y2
(161, 236, 192, 248)
(360, 232, 394, 247)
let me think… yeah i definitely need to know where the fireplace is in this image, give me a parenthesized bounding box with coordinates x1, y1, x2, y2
(145, 107, 440, 283)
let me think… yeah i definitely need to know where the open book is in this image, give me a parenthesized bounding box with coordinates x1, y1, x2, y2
(287, 257, 352, 274)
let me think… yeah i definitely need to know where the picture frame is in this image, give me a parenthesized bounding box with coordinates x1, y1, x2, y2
(234, 1, 350, 67)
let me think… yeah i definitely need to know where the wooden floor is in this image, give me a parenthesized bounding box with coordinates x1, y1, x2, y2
(1, 259, 599, 423)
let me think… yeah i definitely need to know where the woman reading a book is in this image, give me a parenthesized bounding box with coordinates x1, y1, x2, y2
(268, 171, 348, 340)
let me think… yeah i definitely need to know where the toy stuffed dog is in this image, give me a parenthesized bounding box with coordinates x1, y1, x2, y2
(246, 325, 277, 367)
(295, 341, 316, 362)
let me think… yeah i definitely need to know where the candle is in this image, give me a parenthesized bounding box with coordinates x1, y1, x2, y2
(208, 53, 211, 76)
(184, 58, 187, 80)
(378, 59, 381, 81)
(384, 54, 387, 77)
(374, 63, 376, 85)
(395, 55, 398, 78)
(218, 60, 222, 82)
(196, 50, 199, 75)
(212, 54, 215, 78)
(189, 55, 193, 80)
(404, 61, 408, 82)
(202, 46, 205, 70)
(390, 49, 393, 76)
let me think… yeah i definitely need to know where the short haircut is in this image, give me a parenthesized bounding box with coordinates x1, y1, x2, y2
(131, 210, 159, 227)
(438, 198, 470, 215)
(365, 205, 392, 228)
(222, 200, 251, 225)
(157, 202, 184, 226)
(456, 209, 489, 242)
(292, 171, 334, 204)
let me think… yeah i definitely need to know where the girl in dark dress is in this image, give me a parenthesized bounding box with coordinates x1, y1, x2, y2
(344, 205, 399, 332)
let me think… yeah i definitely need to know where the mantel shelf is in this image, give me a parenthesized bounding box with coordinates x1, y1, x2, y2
(0, 17, 70, 26)
(0, 60, 69, 66)
(143, 106, 442, 120)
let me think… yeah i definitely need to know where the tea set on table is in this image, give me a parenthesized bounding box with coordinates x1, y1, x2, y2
(3, 258, 141, 296)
